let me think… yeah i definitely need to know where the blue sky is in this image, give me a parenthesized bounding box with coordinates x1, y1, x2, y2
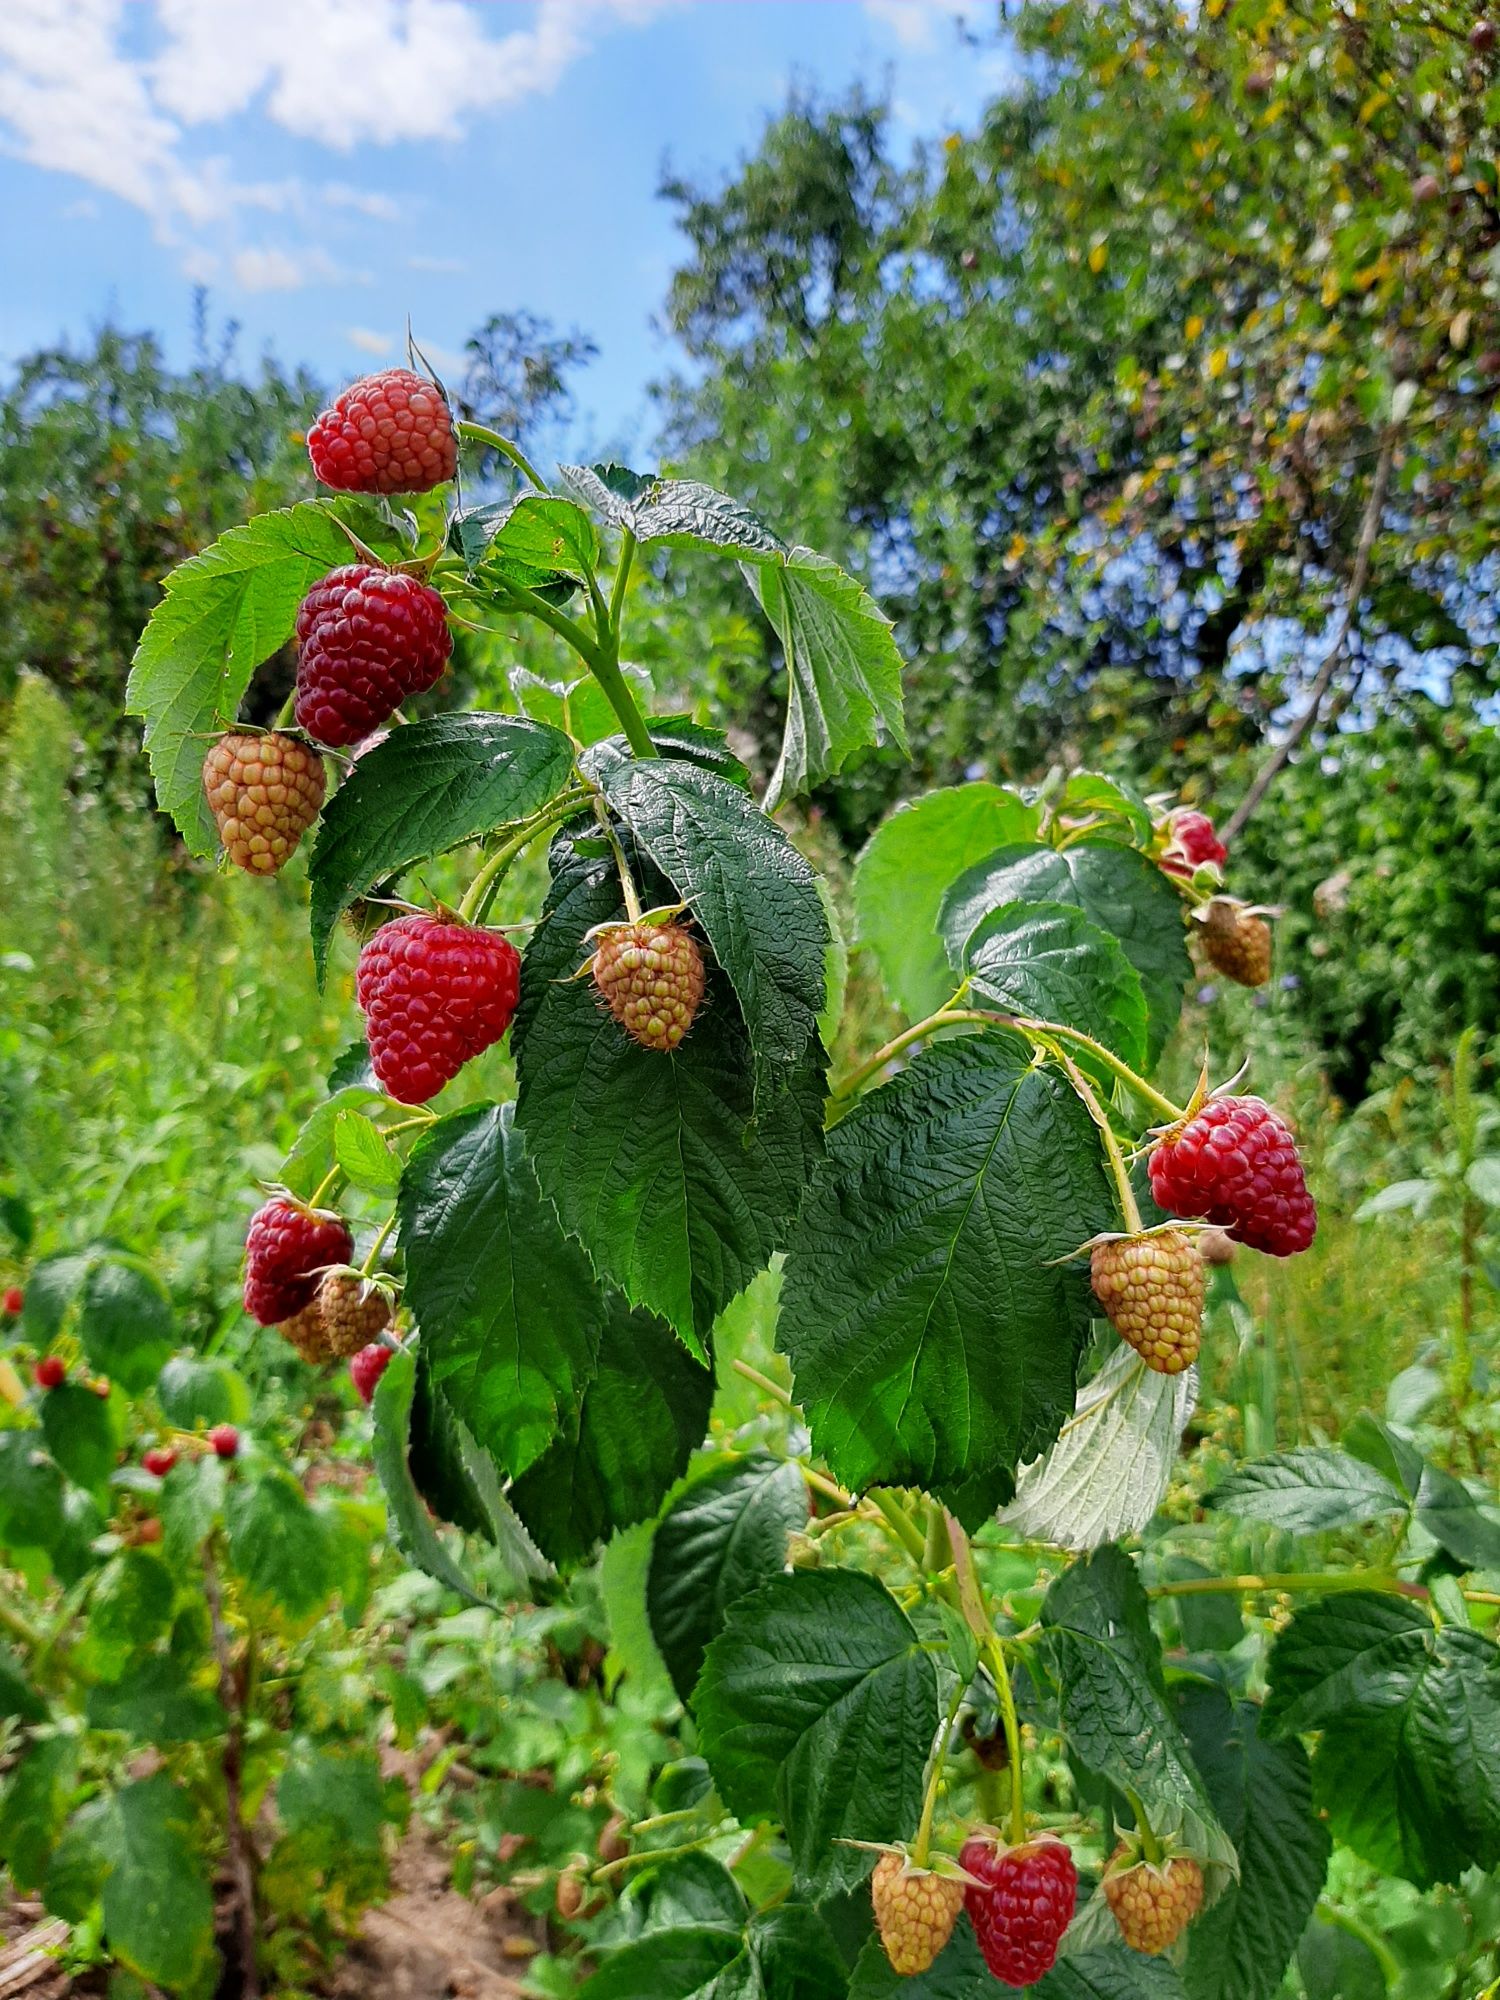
(0, 1, 1009, 454)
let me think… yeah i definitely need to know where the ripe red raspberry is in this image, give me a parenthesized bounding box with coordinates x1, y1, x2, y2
(281, 1274, 392, 1364)
(960, 1831, 1077, 1987)
(589, 920, 706, 1052)
(243, 1196, 354, 1326)
(207, 1424, 240, 1460)
(356, 914, 522, 1104)
(1149, 1096, 1316, 1257)
(293, 565, 451, 748)
(871, 1854, 964, 1976)
(306, 368, 457, 495)
(1102, 1848, 1204, 1955)
(143, 1446, 178, 1478)
(1160, 809, 1228, 879)
(1198, 897, 1272, 987)
(33, 1356, 65, 1390)
(350, 1342, 394, 1406)
(2, 1287, 22, 1317)
(202, 731, 326, 875)
(1091, 1229, 1205, 1374)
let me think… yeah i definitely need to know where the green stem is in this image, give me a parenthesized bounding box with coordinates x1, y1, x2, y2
(595, 800, 644, 921)
(1123, 1787, 1163, 1865)
(492, 577, 607, 673)
(1148, 1569, 1420, 1599)
(870, 1491, 930, 1570)
(587, 638, 656, 760)
(307, 1167, 343, 1213)
(1043, 1041, 1143, 1233)
(912, 1672, 968, 1868)
(592, 1832, 728, 1883)
(923, 1500, 951, 1576)
(1012, 1019, 1185, 1122)
(274, 689, 297, 729)
(831, 1010, 987, 1102)
(732, 1358, 793, 1407)
(454, 421, 549, 494)
(456, 790, 588, 925)
(1315, 1902, 1402, 1987)
(0, 1588, 46, 1653)
(359, 1213, 398, 1279)
(610, 528, 637, 638)
(983, 1637, 1027, 1845)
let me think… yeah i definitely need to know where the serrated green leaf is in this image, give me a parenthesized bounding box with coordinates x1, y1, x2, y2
(1206, 1448, 1405, 1533)
(278, 1741, 393, 1859)
(748, 549, 908, 810)
(327, 1041, 376, 1093)
(455, 491, 599, 580)
(964, 900, 1149, 1069)
(941, 842, 1190, 1064)
(76, 1258, 174, 1392)
(510, 1298, 713, 1569)
(398, 1102, 604, 1472)
(70, 1774, 216, 1987)
(1340, 1411, 1425, 1499)
(580, 1926, 744, 2000)
(308, 712, 576, 977)
(854, 782, 1041, 1019)
(225, 1466, 337, 1623)
(850, 1926, 1189, 1999)
(87, 1654, 225, 1743)
(79, 1550, 175, 1681)
(371, 1347, 489, 1606)
(0, 1433, 99, 1583)
(0, 1736, 77, 1891)
(628, 478, 787, 558)
(513, 829, 826, 1347)
(647, 1453, 807, 1705)
(1174, 1683, 1329, 2000)
(1053, 771, 1156, 848)
(333, 1108, 401, 1195)
(556, 460, 658, 522)
(1263, 1591, 1500, 1886)
(18, 1252, 92, 1343)
(601, 758, 828, 1097)
(1414, 1463, 1500, 1569)
(278, 1082, 392, 1200)
(39, 1381, 122, 1494)
(156, 1355, 250, 1432)
(778, 1035, 1114, 1518)
(512, 662, 654, 746)
(125, 500, 397, 853)
(694, 1567, 938, 1900)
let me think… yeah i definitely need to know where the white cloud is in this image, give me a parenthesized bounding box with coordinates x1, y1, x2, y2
(0, 0, 669, 290)
(348, 326, 395, 356)
(862, 0, 941, 51)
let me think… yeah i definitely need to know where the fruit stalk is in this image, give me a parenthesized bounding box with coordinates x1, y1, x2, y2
(984, 1636, 1028, 1846)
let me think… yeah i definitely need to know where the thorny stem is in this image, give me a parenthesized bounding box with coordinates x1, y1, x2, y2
(913, 1672, 969, 1868)
(1044, 1041, 1143, 1233)
(204, 1542, 260, 1999)
(595, 801, 644, 921)
(454, 420, 549, 496)
(456, 790, 589, 925)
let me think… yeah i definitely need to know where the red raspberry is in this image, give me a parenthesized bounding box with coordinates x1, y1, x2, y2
(589, 919, 707, 1052)
(2, 1287, 22, 1317)
(1149, 1095, 1316, 1257)
(203, 731, 326, 875)
(871, 1854, 964, 1976)
(293, 565, 451, 748)
(306, 368, 457, 495)
(143, 1446, 178, 1478)
(207, 1424, 240, 1460)
(350, 1342, 395, 1406)
(1090, 1229, 1205, 1374)
(33, 1357, 65, 1390)
(243, 1196, 354, 1326)
(1102, 1848, 1204, 1954)
(356, 914, 522, 1104)
(1197, 896, 1272, 988)
(960, 1831, 1077, 1987)
(1160, 808, 1228, 879)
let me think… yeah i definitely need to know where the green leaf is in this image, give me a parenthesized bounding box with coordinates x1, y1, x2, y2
(778, 1035, 1114, 1518)
(0, 1433, 99, 1583)
(278, 1741, 393, 1860)
(1053, 771, 1156, 848)
(125, 500, 397, 853)
(76, 1258, 175, 1392)
(636, 1854, 748, 1932)
(1206, 1448, 1405, 1534)
(853, 783, 1041, 1019)
(307, 712, 576, 978)
(78, 1549, 175, 1681)
(1355, 1177, 1438, 1220)
(556, 460, 658, 523)
(19, 1252, 94, 1343)
(398, 1102, 604, 1473)
(333, 1108, 401, 1195)
(963, 901, 1149, 1069)
(371, 1347, 489, 1606)
(941, 842, 1190, 1064)
(747, 549, 908, 810)
(87, 1654, 225, 1743)
(694, 1567, 939, 1900)
(513, 829, 826, 1348)
(1340, 1412, 1425, 1499)
(628, 479, 787, 559)
(510, 1299, 714, 1569)
(278, 1082, 392, 1200)
(1263, 1591, 1500, 1885)
(579, 1926, 743, 2000)
(225, 1465, 338, 1623)
(513, 662, 654, 747)
(70, 1774, 216, 1987)
(647, 1453, 808, 1705)
(0, 1736, 77, 1890)
(601, 758, 828, 1096)
(1173, 1682, 1329, 2000)
(156, 1354, 250, 1431)
(39, 1381, 123, 1494)
(1466, 1155, 1500, 1207)
(1414, 1463, 1500, 1570)
(1038, 1548, 1234, 1879)
(481, 492, 600, 577)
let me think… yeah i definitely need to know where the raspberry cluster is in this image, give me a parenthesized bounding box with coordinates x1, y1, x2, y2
(203, 731, 325, 875)
(590, 920, 706, 1052)
(294, 564, 451, 748)
(1149, 1095, 1317, 1257)
(959, 1831, 1077, 1987)
(1091, 1229, 1205, 1374)
(243, 1196, 354, 1326)
(356, 914, 522, 1104)
(870, 1854, 964, 1977)
(306, 368, 457, 495)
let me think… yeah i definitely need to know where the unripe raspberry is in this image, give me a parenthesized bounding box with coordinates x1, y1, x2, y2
(143, 1446, 178, 1478)
(356, 914, 522, 1104)
(1198, 897, 1271, 988)
(33, 1356, 65, 1390)
(960, 1831, 1077, 1987)
(307, 368, 457, 495)
(870, 1853, 964, 1976)
(207, 1423, 240, 1460)
(294, 565, 451, 749)
(1160, 808, 1227, 879)
(590, 920, 706, 1052)
(350, 1342, 394, 1406)
(281, 1273, 391, 1364)
(1149, 1095, 1316, 1257)
(244, 1196, 354, 1326)
(1102, 1848, 1204, 1955)
(202, 732, 326, 875)
(1090, 1229, 1205, 1374)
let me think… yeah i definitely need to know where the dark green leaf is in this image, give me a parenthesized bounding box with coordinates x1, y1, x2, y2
(0, 1641, 46, 1724)
(225, 1466, 337, 1623)
(637, 1853, 748, 1932)
(695, 1567, 939, 1900)
(399, 1102, 604, 1473)
(18, 1252, 92, 1343)
(308, 713, 576, 977)
(278, 1742, 393, 1859)
(371, 1347, 490, 1606)
(745, 1904, 849, 2000)
(778, 1035, 1114, 1517)
(87, 1655, 224, 1743)
(849, 1926, 1187, 1999)
(580, 1926, 743, 2000)
(1154, 1559, 1244, 1655)
(1206, 1449, 1405, 1534)
(327, 1041, 376, 1093)
(513, 829, 826, 1348)
(39, 1382, 122, 1494)
(78, 1550, 175, 1681)
(628, 479, 786, 559)
(156, 1354, 250, 1431)
(1414, 1464, 1500, 1570)
(940, 843, 1190, 1064)
(0, 1434, 100, 1584)
(76, 1774, 216, 1987)
(76, 1259, 174, 1392)
(963, 901, 1149, 1069)
(0, 1736, 77, 1890)
(648, 1452, 807, 1705)
(510, 1299, 714, 1569)
(1341, 1413, 1424, 1499)
(556, 460, 658, 522)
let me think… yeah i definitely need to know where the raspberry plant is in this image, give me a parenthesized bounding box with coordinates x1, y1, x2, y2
(108, 373, 1500, 1994)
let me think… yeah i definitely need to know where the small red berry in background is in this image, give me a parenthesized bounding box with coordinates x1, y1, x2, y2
(132, 1517, 164, 1546)
(350, 1343, 395, 1406)
(207, 1424, 240, 1461)
(306, 368, 457, 495)
(33, 1356, 66, 1390)
(356, 914, 522, 1104)
(2, 1287, 22, 1317)
(142, 1447, 178, 1478)
(1149, 1094, 1317, 1257)
(293, 565, 452, 749)
(960, 1831, 1077, 1987)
